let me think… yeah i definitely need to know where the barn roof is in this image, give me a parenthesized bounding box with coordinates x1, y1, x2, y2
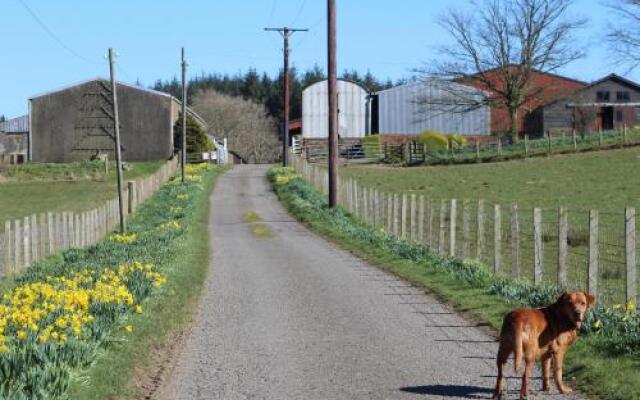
(29, 77, 173, 100)
(0, 115, 29, 134)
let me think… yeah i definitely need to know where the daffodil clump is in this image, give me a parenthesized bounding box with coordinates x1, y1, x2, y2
(109, 232, 138, 244)
(269, 166, 300, 187)
(158, 220, 181, 231)
(185, 163, 210, 174)
(177, 193, 189, 201)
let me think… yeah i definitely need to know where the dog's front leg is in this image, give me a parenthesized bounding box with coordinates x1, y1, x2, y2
(541, 353, 552, 392)
(520, 355, 534, 399)
(553, 351, 573, 394)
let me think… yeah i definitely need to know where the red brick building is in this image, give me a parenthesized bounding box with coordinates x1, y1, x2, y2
(459, 67, 586, 137)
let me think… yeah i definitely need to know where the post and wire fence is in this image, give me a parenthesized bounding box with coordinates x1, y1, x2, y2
(0, 157, 178, 278)
(291, 155, 637, 306)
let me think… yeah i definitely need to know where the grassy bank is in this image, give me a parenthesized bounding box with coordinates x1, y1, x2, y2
(0, 160, 162, 225)
(269, 167, 640, 400)
(0, 163, 224, 399)
(340, 147, 640, 212)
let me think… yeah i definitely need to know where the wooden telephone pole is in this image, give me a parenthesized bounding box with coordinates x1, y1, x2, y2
(181, 47, 188, 182)
(327, 0, 338, 207)
(108, 48, 126, 233)
(265, 26, 308, 167)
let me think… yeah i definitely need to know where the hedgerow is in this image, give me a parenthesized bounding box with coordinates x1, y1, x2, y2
(269, 167, 640, 357)
(0, 162, 214, 399)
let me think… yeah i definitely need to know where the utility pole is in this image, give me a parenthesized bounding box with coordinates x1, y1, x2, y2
(265, 26, 308, 166)
(181, 47, 188, 182)
(327, 0, 338, 207)
(108, 48, 126, 233)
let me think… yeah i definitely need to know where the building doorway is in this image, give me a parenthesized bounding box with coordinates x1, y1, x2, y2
(600, 107, 614, 130)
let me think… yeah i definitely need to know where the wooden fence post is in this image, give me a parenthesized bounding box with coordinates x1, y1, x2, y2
(511, 204, 521, 278)
(476, 200, 485, 260)
(475, 139, 480, 162)
(547, 131, 552, 155)
(450, 199, 457, 257)
(572, 129, 577, 151)
(494, 204, 501, 273)
(626, 208, 636, 304)
(14, 220, 22, 272)
(363, 187, 370, 224)
(623, 124, 628, 145)
(418, 195, 425, 243)
(534, 208, 543, 285)
(30, 214, 38, 262)
(462, 200, 470, 259)
(128, 181, 136, 214)
(39, 213, 46, 258)
(524, 135, 529, 157)
(438, 200, 446, 254)
(47, 213, 54, 254)
(558, 207, 569, 286)
(588, 210, 599, 298)
(428, 199, 435, 247)
(410, 194, 417, 242)
(393, 194, 400, 236)
(4, 221, 11, 276)
(386, 193, 393, 232)
(75, 214, 81, 247)
(401, 194, 408, 239)
(23, 216, 30, 269)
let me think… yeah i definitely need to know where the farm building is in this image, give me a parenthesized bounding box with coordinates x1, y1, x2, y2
(373, 80, 490, 137)
(0, 115, 29, 164)
(29, 78, 206, 163)
(301, 80, 371, 139)
(459, 66, 587, 137)
(542, 74, 640, 134)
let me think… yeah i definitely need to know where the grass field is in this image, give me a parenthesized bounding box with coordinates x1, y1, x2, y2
(0, 161, 163, 225)
(339, 146, 640, 212)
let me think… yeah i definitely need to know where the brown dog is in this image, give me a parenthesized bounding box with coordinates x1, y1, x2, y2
(492, 291, 595, 399)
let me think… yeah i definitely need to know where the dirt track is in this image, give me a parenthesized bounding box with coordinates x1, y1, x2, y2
(158, 165, 582, 400)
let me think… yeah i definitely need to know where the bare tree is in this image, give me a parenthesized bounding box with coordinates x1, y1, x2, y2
(423, 0, 586, 140)
(605, 0, 640, 72)
(192, 90, 280, 163)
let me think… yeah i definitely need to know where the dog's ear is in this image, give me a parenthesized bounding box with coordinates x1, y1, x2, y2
(556, 291, 570, 304)
(584, 292, 596, 308)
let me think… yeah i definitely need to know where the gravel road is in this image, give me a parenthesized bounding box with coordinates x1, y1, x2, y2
(158, 165, 582, 400)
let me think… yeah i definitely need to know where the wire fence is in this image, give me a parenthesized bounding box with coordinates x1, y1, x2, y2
(0, 157, 179, 278)
(296, 127, 640, 166)
(292, 155, 637, 306)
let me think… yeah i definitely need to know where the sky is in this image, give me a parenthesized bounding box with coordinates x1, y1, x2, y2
(1, 0, 637, 118)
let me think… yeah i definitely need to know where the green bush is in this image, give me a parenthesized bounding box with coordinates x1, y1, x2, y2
(174, 114, 215, 155)
(448, 133, 468, 149)
(361, 135, 381, 158)
(416, 130, 449, 150)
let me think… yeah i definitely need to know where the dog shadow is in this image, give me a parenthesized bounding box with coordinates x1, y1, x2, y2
(400, 384, 494, 399)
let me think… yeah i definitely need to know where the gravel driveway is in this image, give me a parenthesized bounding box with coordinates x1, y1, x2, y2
(158, 165, 582, 400)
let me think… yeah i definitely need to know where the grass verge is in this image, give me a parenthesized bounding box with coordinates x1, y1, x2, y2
(269, 167, 640, 400)
(65, 164, 225, 400)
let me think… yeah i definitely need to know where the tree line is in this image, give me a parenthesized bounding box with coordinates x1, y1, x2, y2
(152, 65, 396, 123)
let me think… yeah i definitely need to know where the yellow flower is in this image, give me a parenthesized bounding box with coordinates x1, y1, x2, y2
(626, 299, 635, 312)
(16, 330, 27, 340)
(135, 305, 143, 314)
(124, 325, 133, 334)
(614, 304, 622, 310)
(593, 319, 602, 329)
(0, 345, 8, 353)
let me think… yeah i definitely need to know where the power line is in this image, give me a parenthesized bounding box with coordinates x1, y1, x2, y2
(17, 0, 102, 65)
(291, 0, 308, 26)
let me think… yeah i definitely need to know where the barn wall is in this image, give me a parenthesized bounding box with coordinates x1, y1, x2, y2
(31, 80, 174, 163)
(302, 80, 370, 139)
(376, 82, 490, 136)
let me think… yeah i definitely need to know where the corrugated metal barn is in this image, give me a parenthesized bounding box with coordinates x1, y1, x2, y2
(302, 80, 371, 139)
(29, 78, 205, 163)
(375, 81, 490, 136)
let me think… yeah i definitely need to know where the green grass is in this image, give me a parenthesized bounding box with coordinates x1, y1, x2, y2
(340, 146, 640, 212)
(65, 166, 225, 399)
(271, 168, 640, 400)
(0, 161, 163, 225)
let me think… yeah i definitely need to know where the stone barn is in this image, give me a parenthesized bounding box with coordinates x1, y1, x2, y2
(29, 78, 205, 163)
(0, 115, 29, 164)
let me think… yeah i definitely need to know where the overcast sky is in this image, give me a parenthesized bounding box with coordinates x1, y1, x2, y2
(1, 0, 636, 118)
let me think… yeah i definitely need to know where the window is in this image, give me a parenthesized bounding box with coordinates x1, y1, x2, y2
(617, 91, 631, 102)
(616, 110, 624, 122)
(596, 91, 610, 102)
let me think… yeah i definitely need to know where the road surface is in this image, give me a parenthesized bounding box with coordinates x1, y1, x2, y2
(159, 165, 581, 400)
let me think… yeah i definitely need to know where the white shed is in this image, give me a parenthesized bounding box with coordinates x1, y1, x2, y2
(302, 80, 370, 139)
(376, 81, 490, 136)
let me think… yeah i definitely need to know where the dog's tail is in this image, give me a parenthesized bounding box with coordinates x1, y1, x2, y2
(514, 324, 524, 374)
